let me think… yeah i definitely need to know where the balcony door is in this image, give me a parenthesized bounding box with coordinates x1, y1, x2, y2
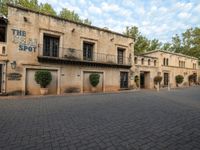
(118, 48, 125, 64)
(43, 35, 59, 57)
(83, 42, 94, 61)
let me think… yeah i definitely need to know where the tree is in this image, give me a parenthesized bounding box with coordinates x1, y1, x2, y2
(0, 1, 92, 25)
(0, 0, 16, 16)
(162, 42, 171, 51)
(135, 35, 150, 54)
(59, 8, 91, 25)
(17, 0, 39, 10)
(147, 39, 162, 51)
(39, 3, 56, 15)
(124, 26, 150, 54)
(171, 34, 182, 53)
(124, 26, 140, 41)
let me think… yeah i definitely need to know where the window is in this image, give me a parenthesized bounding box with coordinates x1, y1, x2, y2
(163, 58, 165, 66)
(134, 57, 138, 64)
(117, 48, 125, 64)
(43, 34, 59, 57)
(154, 60, 157, 66)
(179, 61, 185, 68)
(2, 46, 6, 54)
(148, 59, 151, 65)
(193, 63, 196, 69)
(141, 58, 144, 65)
(163, 58, 169, 66)
(83, 42, 94, 61)
(166, 58, 169, 66)
(0, 26, 6, 42)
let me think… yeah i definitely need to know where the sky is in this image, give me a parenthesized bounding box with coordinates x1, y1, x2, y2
(38, 0, 200, 43)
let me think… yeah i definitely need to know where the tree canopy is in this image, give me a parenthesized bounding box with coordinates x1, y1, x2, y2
(124, 26, 200, 63)
(124, 26, 161, 55)
(0, 0, 91, 25)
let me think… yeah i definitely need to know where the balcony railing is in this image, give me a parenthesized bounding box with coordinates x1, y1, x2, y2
(38, 46, 132, 67)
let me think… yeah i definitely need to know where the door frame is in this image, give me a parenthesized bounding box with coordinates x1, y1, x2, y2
(163, 72, 169, 86)
(120, 71, 129, 89)
(0, 62, 6, 94)
(23, 65, 61, 95)
(82, 70, 105, 93)
(140, 72, 145, 89)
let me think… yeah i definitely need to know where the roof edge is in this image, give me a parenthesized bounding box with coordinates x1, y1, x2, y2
(7, 3, 133, 40)
(141, 49, 199, 60)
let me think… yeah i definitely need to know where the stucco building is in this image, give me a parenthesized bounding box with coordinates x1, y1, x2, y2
(134, 50, 199, 89)
(0, 4, 134, 95)
(0, 4, 199, 96)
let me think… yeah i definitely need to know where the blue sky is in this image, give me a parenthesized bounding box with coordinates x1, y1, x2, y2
(38, 0, 200, 43)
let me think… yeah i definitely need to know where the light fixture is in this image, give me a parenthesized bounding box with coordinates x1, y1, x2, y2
(71, 28, 75, 32)
(11, 61, 16, 69)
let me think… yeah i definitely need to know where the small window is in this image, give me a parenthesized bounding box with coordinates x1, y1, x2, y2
(193, 63, 196, 69)
(83, 42, 94, 61)
(134, 57, 138, 64)
(154, 60, 157, 66)
(2, 46, 6, 54)
(148, 59, 151, 65)
(166, 58, 169, 66)
(163, 58, 165, 66)
(141, 58, 144, 65)
(0, 26, 6, 42)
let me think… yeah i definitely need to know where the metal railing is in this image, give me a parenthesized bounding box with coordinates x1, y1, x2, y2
(38, 45, 132, 65)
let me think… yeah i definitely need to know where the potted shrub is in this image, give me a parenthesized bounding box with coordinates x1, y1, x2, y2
(154, 76, 162, 91)
(89, 73, 100, 92)
(35, 70, 52, 95)
(134, 75, 139, 88)
(175, 75, 184, 87)
(188, 74, 197, 86)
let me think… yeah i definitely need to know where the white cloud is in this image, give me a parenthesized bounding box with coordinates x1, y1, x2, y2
(175, 2, 193, 11)
(88, 4, 102, 14)
(178, 12, 191, 19)
(101, 2, 120, 12)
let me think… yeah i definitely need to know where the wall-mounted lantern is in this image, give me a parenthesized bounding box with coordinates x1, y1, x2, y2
(11, 61, 16, 69)
(71, 28, 75, 32)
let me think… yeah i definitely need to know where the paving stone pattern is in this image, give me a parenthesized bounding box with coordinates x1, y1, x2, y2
(0, 87, 200, 150)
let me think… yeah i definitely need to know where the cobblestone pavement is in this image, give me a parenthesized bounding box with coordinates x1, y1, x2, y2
(0, 87, 200, 150)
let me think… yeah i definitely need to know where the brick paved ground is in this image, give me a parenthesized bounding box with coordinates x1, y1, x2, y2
(0, 87, 200, 150)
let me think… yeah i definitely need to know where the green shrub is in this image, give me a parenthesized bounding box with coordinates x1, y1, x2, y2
(89, 73, 100, 87)
(134, 75, 139, 87)
(189, 74, 197, 82)
(35, 70, 52, 88)
(154, 76, 162, 85)
(175, 75, 184, 85)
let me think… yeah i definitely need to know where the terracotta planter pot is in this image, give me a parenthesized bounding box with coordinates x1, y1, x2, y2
(40, 88, 48, 95)
(91, 87, 97, 92)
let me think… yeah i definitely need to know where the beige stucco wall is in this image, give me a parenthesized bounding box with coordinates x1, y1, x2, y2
(3, 5, 134, 95)
(144, 51, 199, 88)
(133, 56, 158, 89)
